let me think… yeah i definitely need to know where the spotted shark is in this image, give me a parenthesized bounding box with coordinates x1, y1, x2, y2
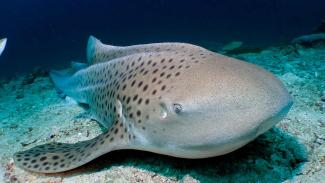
(0, 38, 7, 56)
(13, 36, 293, 173)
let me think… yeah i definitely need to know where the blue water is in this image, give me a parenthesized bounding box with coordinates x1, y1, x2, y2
(0, 0, 324, 76)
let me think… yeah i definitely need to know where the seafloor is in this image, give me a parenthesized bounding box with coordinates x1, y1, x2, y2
(0, 43, 324, 183)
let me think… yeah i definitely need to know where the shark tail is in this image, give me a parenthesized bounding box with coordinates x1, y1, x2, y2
(14, 101, 130, 173)
(13, 119, 129, 173)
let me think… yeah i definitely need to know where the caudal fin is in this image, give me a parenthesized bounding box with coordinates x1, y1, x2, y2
(14, 117, 130, 173)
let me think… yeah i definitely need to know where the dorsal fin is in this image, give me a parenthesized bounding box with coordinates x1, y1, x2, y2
(87, 35, 119, 65)
(70, 61, 87, 72)
(86, 36, 207, 65)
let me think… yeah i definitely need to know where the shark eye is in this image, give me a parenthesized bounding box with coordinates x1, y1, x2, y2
(173, 103, 183, 114)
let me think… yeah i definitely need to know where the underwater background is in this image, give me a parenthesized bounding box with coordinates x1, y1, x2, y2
(0, 0, 325, 76)
(0, 0, 325, 183)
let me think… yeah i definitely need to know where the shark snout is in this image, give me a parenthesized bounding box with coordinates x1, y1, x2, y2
(256, 96, 293, 137)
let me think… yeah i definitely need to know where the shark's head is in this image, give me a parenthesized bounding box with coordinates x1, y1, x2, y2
(134, 53, 293, 157)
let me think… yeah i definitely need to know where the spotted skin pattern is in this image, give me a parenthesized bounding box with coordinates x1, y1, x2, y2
(14, 38, 208, 173)
(13, 36, 293, 173)
(14, 100, 131, 173)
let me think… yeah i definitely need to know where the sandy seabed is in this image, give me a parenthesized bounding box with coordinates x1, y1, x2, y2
(0, 44, 324, 183)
